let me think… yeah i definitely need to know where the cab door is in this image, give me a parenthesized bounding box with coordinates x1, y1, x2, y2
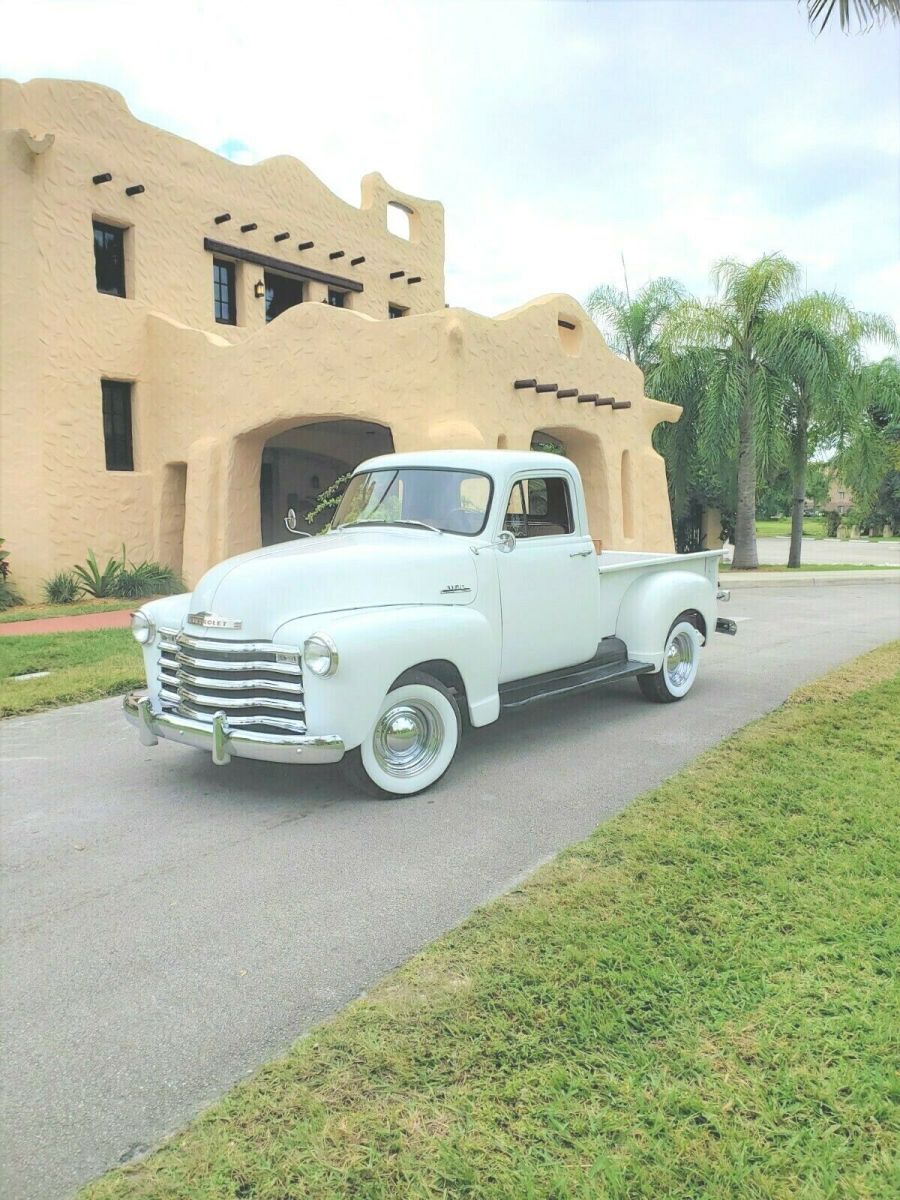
(494, 472, 600, 682)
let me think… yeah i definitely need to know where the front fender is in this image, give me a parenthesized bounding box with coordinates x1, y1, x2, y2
(615, 572, 716, 670)
(275, 606, 501, 750)
(137, 593, 192, 706)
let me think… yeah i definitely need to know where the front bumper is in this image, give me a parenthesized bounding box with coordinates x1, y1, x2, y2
(123, 692, 345, 766)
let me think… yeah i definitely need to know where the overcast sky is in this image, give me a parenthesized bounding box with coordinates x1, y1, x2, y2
(3, 0, 898, 329)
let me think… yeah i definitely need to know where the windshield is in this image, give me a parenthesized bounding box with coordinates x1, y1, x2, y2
(332, 468, 492, 536)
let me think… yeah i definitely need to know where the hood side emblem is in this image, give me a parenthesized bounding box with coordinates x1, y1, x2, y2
(187, 611, 243, 630)
(440, 584, 472, 594)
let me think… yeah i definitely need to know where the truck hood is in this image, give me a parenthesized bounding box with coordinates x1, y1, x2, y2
(186, 528, 480, 641)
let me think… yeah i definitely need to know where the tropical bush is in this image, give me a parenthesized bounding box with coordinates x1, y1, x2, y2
(0, 538, 24, 609)
(72, 550, 124, 598)
(114, 560, 183, 599)
(42, 570, 79, 604)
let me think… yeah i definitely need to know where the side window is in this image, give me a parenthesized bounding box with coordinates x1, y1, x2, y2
(213, 258, 237, 324)
(504, 477, 573, 538)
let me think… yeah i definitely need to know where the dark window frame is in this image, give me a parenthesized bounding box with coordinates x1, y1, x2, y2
(101, 379, 134, 472)
(264, 270, 305, 323)
(388, 304, 408, 319)
(93, 219, 127, 298)
(327, 288, 347, 308)
(213, 258, 237, 325)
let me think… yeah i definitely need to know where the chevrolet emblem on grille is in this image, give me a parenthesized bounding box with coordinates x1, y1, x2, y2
(186, 611, 243, 630)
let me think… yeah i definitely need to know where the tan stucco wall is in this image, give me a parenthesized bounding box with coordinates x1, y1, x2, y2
(0, 77, 679, 599)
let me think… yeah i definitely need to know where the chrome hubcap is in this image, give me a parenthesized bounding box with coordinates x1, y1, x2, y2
(373, 701, 443, 777)
(664, 630, 695, 689)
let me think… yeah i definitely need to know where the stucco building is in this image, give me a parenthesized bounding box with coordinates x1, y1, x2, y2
(1, 78, 680, 599)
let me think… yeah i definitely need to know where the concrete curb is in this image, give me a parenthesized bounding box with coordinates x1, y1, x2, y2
(724, 570, 900, 588)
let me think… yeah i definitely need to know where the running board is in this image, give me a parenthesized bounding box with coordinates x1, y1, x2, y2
(499, 658, 654, 710)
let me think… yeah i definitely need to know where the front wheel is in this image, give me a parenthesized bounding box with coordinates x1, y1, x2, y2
(638, 618, 702, 704)
(340, 671, 461, 798)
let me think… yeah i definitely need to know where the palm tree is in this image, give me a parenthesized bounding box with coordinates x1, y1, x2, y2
(830, 356, 900, 513)
(777, 296, 896, 566)
(806, 0, 900, 34)
(584, 277, 686, 374)
(660, 254, 812, 569)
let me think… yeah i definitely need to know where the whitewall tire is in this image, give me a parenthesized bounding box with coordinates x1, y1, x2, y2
(340, 671, 461, 798)
(638, 618, 702, 704)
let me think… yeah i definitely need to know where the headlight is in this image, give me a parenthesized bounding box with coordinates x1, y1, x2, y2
(130, 610, 156, 645)
(303, 633, 338, 677)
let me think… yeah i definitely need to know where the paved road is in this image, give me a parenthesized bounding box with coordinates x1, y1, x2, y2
(750, 535, 900, 567)
(2, 582, 898, 1200)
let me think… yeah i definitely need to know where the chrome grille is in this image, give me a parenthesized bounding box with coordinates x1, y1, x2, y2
(157, 629, 305, 734)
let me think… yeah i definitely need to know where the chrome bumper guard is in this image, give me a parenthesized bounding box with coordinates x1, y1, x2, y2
(123, 692, 345, 766)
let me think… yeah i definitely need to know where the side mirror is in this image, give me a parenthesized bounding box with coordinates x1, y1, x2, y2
(284, 509, 312, 537)
(495, 530, 516, 553)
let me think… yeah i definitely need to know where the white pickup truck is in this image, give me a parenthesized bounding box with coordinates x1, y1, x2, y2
(125, 450, 734, 796)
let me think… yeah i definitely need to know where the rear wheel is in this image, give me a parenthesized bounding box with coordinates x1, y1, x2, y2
(637, 618, 701, 703)
(340, 671, 461, 798)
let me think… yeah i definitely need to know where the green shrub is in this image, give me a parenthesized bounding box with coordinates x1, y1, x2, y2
(42, 570, 79, 604)
(0, 538, 24, 609)
(824, 510, 842, 537)
(72, 549, 124, 598)
(114, 560, 183, 599)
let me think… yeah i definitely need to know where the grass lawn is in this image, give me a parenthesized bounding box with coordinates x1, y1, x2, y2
(0, 597, 148, 624)
(79, 643, 900, 1200)
(721, 562, 899, 572)
(0, 629, 143, 717)
(756, 517, 827, 538)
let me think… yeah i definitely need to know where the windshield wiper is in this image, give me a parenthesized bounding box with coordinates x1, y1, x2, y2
(337, 519, 442, 534)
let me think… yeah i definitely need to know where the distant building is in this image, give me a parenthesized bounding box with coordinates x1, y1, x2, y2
(823, 477, 853, 516)
(1, 79, 681, 598)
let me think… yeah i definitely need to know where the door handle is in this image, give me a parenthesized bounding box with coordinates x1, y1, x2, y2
(570, 549, 593, 557)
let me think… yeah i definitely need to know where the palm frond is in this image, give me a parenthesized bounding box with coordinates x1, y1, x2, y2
(806, 0, 900, 34)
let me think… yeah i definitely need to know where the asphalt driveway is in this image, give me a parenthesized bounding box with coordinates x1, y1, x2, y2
(1, 580, 898, 1199)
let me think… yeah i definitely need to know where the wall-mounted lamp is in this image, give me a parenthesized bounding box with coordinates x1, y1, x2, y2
(254, 280, 265, 299)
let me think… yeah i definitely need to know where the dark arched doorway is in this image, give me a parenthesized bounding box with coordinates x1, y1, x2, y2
(260, 419, 394, 544)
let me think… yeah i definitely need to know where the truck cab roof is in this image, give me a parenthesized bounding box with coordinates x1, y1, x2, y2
(356, 448, 580, 483)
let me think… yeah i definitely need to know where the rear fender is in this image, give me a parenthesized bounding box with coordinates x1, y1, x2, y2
(275, 606, 500, 750)
(615, 572, 716, 670)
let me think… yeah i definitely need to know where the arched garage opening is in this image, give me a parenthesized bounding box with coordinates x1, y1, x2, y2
(260, 419, 394, 544)
(531, 426, 613, 545)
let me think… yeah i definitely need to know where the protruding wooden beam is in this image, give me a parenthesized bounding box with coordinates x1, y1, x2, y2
(329, 250, 345, 260)
(612, 400, 632, 409)
(557, 388, 578, 398)
(390, 270, 405, 279)
(535, 383, 558, 393)
(92, 172, 112, 185)
(514, 379, 537, 389)
(297, 241, 314, 250)
(240, 223, 257, 233)
(558, 319, 576, 330)
(274, 231, 290, 242)
(578, 394, 598, 404)
(351, 256, 365, 266)
(214, 212, 231, 224)
(125, 184, 145, 196)
(407, 276, 422, 284)
(594, 397, 615, 407)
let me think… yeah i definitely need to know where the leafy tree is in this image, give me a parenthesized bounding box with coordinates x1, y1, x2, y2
(805, 0, 900, 34)
(585, 277, 686, 373)
(832, 356, 900, 522)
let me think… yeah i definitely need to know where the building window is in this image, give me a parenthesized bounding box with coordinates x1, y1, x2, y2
(327, 288, 346, 308)
(388, 304, 407, 318)
(93, 220, 127, 297)
(213, 259, 236, 324)
(264, 271, 304, 322)
(102, 380, 134, 471)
